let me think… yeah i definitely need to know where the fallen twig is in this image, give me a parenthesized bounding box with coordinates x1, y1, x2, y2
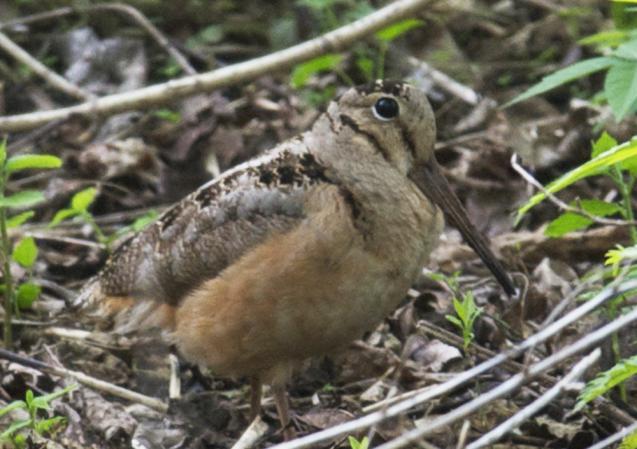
(269, 278, 637, 449)
(230, 416, 270, 449)
(1, 3, 196, 76)
(0, 0, 433, 132)
(511, 153, 637, 227)
(466, 349, 600, 449)
(0, 31, 92, 101)
(408, 56, 480, 105)
(92, 3, 196, 75)
(586, 421, 637, 449)
(377, 307, 637, 449)
(0, 347, 168, 412)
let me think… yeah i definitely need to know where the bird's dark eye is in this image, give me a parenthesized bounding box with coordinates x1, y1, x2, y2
(372, 97, 399, 121)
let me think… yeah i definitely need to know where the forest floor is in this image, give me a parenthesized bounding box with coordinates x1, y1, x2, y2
(0, 1, 636, 448)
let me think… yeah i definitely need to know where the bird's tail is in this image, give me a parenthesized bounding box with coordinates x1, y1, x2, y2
(73, 277, 175, 334)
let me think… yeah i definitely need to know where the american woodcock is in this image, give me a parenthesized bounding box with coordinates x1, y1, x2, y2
(77, 80, 515, 436)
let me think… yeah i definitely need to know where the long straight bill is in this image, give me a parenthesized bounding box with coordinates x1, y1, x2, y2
(413, 158, 516, 296)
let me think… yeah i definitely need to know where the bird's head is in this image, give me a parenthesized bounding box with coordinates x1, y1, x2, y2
(329, 80, 515, 296)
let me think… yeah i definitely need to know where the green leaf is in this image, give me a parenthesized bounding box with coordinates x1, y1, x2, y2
(356, 56, 374, 81)
(503, 57, 615, 108)
(348, 436, 369, 449)
(188, 24, 224, 46)
(5, 154, 62, 173)
(131, 210, 158, 231)
(0, 138, 6, 167)
(579, 198, 622, 216)
(592, 132, 618, 158)
(619, 429, 637, 449)
(71, 187, 97, 212)
(32, 384, 77, 408)
(545, 213, 593, 237)
(16, 282, 41, 309)
(614, 39, 637, 60)
(153, 109, 181, 123)
(445, 314, 462, 329)
(604, 59, 637, 120)
(375, 19, 424, 42)
(621, 155, 637, 174)
(575, 354, 637, 411)
(516, 137, 637, 221)
(12, 237, 38, 268)
(0, 190, 45, 209)
(605, 244, 637, 275)
(6, 211, 35, 229)
(579, 30, 631, 47)
(291, 54, 343, 88)
(34, 416, 65, 436)
(25, 390, 34, 411)
(49, 208, 78, 227)
(0, 418, 30, 439)
(0, 400, 26, 418)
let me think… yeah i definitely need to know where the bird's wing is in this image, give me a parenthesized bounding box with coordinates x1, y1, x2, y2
(79, 136, 332, 309)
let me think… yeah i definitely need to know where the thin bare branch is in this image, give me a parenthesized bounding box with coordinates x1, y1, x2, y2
(586, 421, 637, 449)
(0, 31, 92, 101)
(0, 347, 168, 412)
(511, 153, 637, 226)
(230, 417, 270, 449)
(91, 3, 196, 75)
(466, 349, 600, 449)
(0, 3, 195, 75)
(0, 0, 432, 132)
(377, 305, 637, 449)
(408, 56, 480, 105)
(269, 278, 637, 449)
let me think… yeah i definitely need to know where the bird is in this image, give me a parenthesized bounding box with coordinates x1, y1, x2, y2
(76, 79, 515, 438)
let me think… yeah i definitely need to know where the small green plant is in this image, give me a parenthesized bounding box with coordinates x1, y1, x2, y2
(445, 292, 482, 350)
(536, 132, 637, 243)
(348, 435, 369, 449)
(506, 4, 637, 121)
(11, 236, 41, 311)
(290, 0, 424, 103)
(50, 187, 105, 244)
(620, 429, 637, 449)
(575, 354, 637, 412)
(517, 132, 637, 402)
(0, 139, 62, 348)
(0, 385, 76, 448)
(605, 243, 637, 277)
(429, 272, 483, 350)
(50, 187, 158, 249)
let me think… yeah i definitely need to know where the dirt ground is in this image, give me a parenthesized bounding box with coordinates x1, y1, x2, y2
(1, 1, 636, 448)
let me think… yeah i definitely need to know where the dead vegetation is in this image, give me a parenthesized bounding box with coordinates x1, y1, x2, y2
(1, 0, 636, 448)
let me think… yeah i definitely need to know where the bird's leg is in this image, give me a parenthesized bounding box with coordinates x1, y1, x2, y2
(249, 376, 263, 420)
(272, 382, 295, 440)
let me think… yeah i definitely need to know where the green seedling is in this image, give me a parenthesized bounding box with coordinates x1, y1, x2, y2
(0, 385, 76, 448)
(50, 187, 106, 244)
(51, 187, 158, 249)
(0, 140, 62, 348)
(348, 435, 369, 449)
(518, 132, 637, 244)
(505, 29, 637, 121)
(429, 272, 482, 350)
(445, 291, 482, 350)
(575, 354, 637, 413)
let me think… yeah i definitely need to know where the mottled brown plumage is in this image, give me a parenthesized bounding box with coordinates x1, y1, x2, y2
(77, 80, 514, 437)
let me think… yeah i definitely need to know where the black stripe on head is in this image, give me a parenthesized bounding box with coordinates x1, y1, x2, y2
(399, 124, 417, 160)
(356, 80, 406, 97)
(339, 113, 391, 163)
